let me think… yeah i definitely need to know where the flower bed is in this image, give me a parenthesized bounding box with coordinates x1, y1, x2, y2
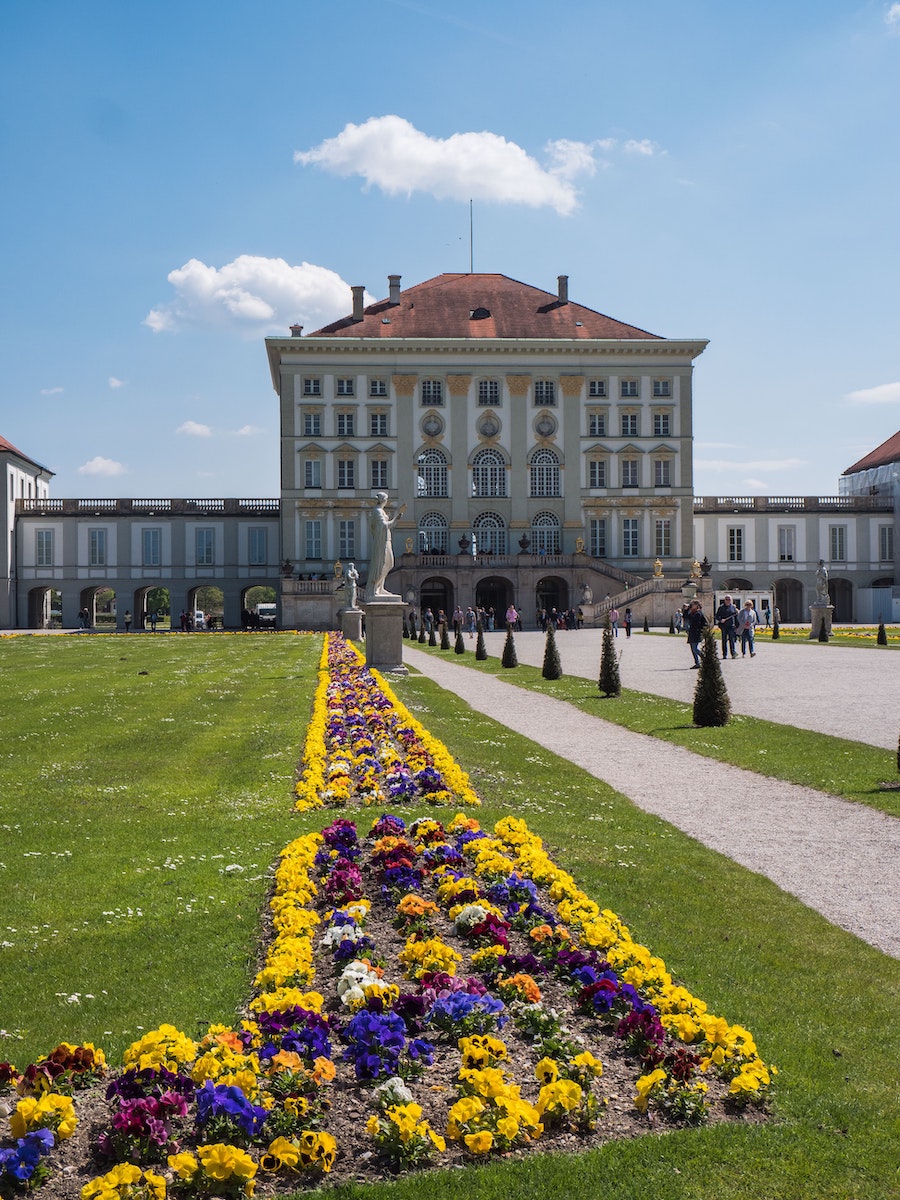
(294, 634, 480, 812)
(1, 811, 773, 1196)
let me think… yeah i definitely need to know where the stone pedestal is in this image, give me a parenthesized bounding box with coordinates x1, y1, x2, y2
(340, 607, 363, 642)
(809, 605, 834, 639)
(364, 598, 407, 674)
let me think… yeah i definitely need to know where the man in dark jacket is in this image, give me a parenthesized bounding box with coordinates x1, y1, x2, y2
(684, 600, 707, 668)
(714, 594, 739, 659)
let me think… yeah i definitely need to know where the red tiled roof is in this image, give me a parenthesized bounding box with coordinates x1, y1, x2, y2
(309, 273, 663, 340)
(843, 430, 900, 475)
(0, 435, 52, 473)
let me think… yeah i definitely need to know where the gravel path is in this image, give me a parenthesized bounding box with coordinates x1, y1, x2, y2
(402, 641, 900, 959)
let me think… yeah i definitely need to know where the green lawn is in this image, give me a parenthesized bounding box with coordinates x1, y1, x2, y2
(1, 633, 897, 1200)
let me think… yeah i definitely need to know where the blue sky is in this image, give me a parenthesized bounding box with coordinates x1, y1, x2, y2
(2, 0, 899, 499)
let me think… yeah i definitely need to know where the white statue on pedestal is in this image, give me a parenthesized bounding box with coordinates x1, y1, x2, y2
(366, 491, 406, 601)
(815, 559, 829, 606)
(345, 561, 359, 610)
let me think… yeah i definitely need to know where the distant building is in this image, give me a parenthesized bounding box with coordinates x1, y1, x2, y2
(1, 435, 53, 628)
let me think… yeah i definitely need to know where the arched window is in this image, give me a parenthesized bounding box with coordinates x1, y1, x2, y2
(472, 512, 508, 556)
(531, 511, 561, 555)
(418, 512, 449, 554)
(472, 448, 507, 497)
(530, 448, 561, 497)
(417, 448, 448, 498)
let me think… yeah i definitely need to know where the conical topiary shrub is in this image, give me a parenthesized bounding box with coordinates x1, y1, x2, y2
(542, 622, 563, 680)
(501, 627, 518, 668)
(418, 624, 427, 644)
(409, 615, 417, 639)
(440, 622, 451, 650)
(669, 615, 675, 634)
(454, 628, 466, 654)
(693, 625, 731, 727)
(643, 615, 649, 633)
(818, 621, 829, 643)
(428, 625, 437, 647)
(475, 621, 488, 661)
(402, 617, 409, 639)
(598, 617, 621, 697)
(878, 622, 888, 646)
(772, 615, 780, 640)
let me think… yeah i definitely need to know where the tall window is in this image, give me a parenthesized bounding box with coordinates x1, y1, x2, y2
(369, 378, 387, 397)
(620, 379, 638, 398)
(336, 378, 354, 396)
(655, 519, 672, 557)
(531, 511, 561, 555)
(588, 411, 606, 436)
(337, 459, 356, 489)
(621, 458, 639, 487)
(653, 412, 671, 436)
(89, 529, 107, 567)
(421, 379, 443, 406)
(418, 511, 449, 554)
(728, 527, 744, 562)
(36, 529, 54, 566)
(830, 525, 847, 562)
(589, 460, 607, 488)
(302, 411, 321, 437)
(417, 448, 448, 497)
(652, 379, 671, 397)
(879, 525, 893, 561)
(338, 520, 356, 559)
(472, 512, 507, 555)
(336, 412, 355, 437)
(472, 448, 507, 497)
(370, 412, 388, 436)
(778, 526, 795, 562)
(529, 448, 561, 497)
(305, 520, 322, 560)
(142, 528, 161, 566)
(304, 460, 322, 488)
(590, 518, 607, 558)
(622, 518, 639, 557)
(370, 459, 389, 489)
(478, 379, 500, 406)
(303, 377, 321, 396)
(621, 412, 638, 437)
(534, 379, 556, 406)
(588, 379, 606, 397)
(248, 527, 267, 565)
(196, 528, 215, 567)
(653, 459, 671, 487)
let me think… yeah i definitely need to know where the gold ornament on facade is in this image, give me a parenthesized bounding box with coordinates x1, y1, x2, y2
(505, 374, 530, 397)
(392, 375, 416, 397)
(559, 375, 584, 397)
(447, 375, 471, 396)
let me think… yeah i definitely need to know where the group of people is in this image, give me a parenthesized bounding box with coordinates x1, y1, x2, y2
(682, 594, 760, 668)
(607, 606, 634, 638)
(409, 603, 521, 636)
(536, 607, 583, 631)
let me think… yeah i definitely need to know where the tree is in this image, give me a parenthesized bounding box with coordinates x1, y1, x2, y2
(598, 616, 621, 697)
(475, 621, 488, 661)
(501, 627, 518, 668)
(817, 621, 829, 643)
(643, 615, 650, 633)
(146, 586, 170, 616)
(454, 628, 466, 654)
(878, 622, 888, 646)
(542, 623, 563, 679)
(692, 625, 731, 727)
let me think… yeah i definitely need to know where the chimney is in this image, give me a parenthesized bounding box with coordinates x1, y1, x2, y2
(351, 286, 365, 322)
(388, 274, 401, 305)
(557, 275, 569, 305)
(289, 323, 303, 337)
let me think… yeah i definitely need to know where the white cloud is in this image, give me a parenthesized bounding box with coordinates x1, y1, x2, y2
(231, 425, 264, 437)
(177, 420, 212, 438)
(78, 456, 126, 477)
(145, 256, 364, 335)
(694, 457, 807, 472)
(623, 138, 661, 156)
(296, 115, 590, 215)
(886, 4, 900, 29)
(845, 381, 900, 404)
(40, 387, 64, 396)
(108, 376, 125, 389)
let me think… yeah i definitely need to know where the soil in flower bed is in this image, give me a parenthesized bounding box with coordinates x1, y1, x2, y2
(10, 814, 770, 1198)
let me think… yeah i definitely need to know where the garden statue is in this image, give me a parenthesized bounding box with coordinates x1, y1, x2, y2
(366, 491, 406, 600)
(345, 561, 359, 610)
(815, 559, 829, 605)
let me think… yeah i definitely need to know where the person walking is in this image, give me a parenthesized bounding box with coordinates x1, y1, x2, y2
(610, 606, 620, 637)
(738, 600, 758, 657)
(505, 603, 519, 629)
(684, 599, 707, 668)
(123, 609, 132, 633)
(624, 607, 633, 638)
(464, 606, 476, 638)
(714, 594, 739, 659)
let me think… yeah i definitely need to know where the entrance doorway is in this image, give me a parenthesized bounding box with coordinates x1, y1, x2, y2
(475, 576, 511, 626)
